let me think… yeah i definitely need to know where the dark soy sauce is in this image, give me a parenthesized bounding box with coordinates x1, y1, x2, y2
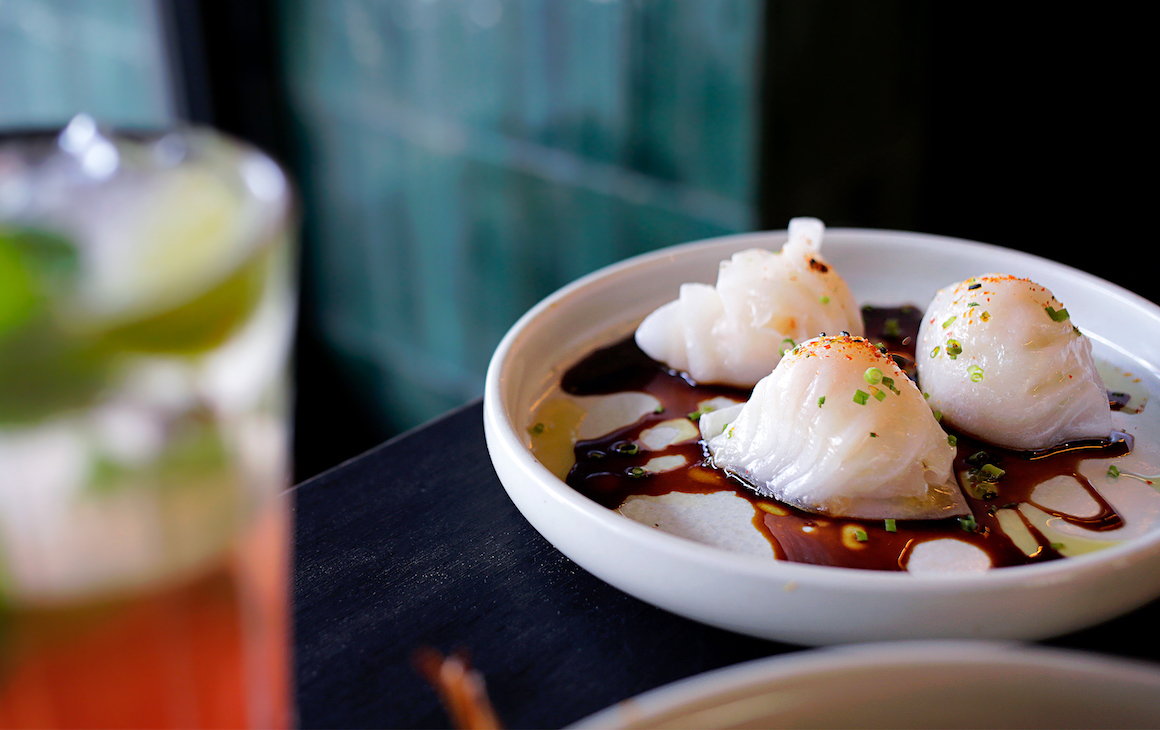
(563, 306, 1132, 571)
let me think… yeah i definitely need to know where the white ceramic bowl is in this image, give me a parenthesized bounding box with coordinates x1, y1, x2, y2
(570, 641, 1160, 729)
(483, 228, 1160, 646)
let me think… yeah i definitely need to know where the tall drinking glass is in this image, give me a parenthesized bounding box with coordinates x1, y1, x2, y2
(0, 116, 295, 728)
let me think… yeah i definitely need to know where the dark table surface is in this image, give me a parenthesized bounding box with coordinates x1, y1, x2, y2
(292, 398, 1160, 729)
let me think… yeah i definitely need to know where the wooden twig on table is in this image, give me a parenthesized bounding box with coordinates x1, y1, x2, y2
(413, 647, 503, 730)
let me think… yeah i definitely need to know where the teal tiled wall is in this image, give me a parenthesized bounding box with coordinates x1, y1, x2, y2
(281, 0, 764, 433)
(0, 0, 174, 129)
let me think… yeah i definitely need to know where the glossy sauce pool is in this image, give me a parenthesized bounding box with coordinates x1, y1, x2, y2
(560, 306, 1132, 571)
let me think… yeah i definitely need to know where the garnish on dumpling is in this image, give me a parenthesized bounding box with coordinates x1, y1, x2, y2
(916, 274, 1113, 451)
(633, 217, 863, 388)
(699, 335, 968, 520)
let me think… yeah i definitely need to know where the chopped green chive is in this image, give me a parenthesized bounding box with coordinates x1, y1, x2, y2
(626, 466, 646, 479)
(946, 339, 962, 359)
(981, 463, 1005, 480)
(968, 364, 985, 382)
(881, 376, 900, 395)
(873, 388, 887, 402)
(864, 367, 883, 385)
(963, 451, 1004, 495)
(966, 450, 995, 466)
(942, 315, 957, 328)
(780, 337, 796, 356)
(963, 462, 1006, 499)
(963, 475, 999, 500)
(688, 406, 714, 421)
(947, 434, 957, 447)
(981, 311, 991, 322)
(869, 432, 878, 438)
(883, 318, 901, 337)
(817, 396, 826, 407)
(529, 422, 546, 435)
(853, 389, 870, 405)
(1050, 541, 1066, 551)
(819, 295, 831, 304)
(959, 514, 978, 532)
(884, 518, 897, 533)
(1046, 305, 1070, 322)
(1107, 464, 1121, 478)
(930, 346, 941, 358)
(613, 442, 639, 455)
(967, 302, 979, 307)
(854, 528, 869, 542)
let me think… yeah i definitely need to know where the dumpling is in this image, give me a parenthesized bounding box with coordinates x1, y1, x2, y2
(916, 274, 1112, 451)
(699, 335, 968, 520)
(634, 217, 863, 387)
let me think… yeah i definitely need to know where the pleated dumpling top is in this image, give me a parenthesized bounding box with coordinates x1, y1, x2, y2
(916, 274, 1112, 451)
(699, 335, 968, 520)
(634, 217, 863, 388)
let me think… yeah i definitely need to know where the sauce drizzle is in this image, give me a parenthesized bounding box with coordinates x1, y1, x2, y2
(562, 306, 1131, 571)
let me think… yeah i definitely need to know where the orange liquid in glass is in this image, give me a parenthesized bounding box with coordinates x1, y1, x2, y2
(0, 503, 292, 729)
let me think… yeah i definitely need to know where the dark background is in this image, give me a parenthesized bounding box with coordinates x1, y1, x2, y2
(172, 1, 1148, 482)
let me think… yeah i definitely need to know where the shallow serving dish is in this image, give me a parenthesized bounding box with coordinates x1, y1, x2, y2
(570, 641, 1160, 729)
(482, 227, 1160, 646)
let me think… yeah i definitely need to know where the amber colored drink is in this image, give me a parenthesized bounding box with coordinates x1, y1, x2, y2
(0, 503, 290, 729)
(0, 118, 297, 727)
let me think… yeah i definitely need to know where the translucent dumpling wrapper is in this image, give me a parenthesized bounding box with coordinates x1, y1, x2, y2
(916, 274, 1113, 451)
(700, 335, 968, 520)
(634, 217, 863, 388)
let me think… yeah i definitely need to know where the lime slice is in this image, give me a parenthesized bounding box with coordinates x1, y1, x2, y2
(97, 246, 272, 355)
(65, 160, 279, 354)
(133, 167, 246, 305)
(75, 165, 251, 325)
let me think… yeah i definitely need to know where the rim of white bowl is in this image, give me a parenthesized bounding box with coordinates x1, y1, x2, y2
(484, 227, 1160, 593)
(568, 639, 1160, 728)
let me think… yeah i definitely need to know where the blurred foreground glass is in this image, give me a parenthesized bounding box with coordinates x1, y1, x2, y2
(0, 116, 295, 727)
